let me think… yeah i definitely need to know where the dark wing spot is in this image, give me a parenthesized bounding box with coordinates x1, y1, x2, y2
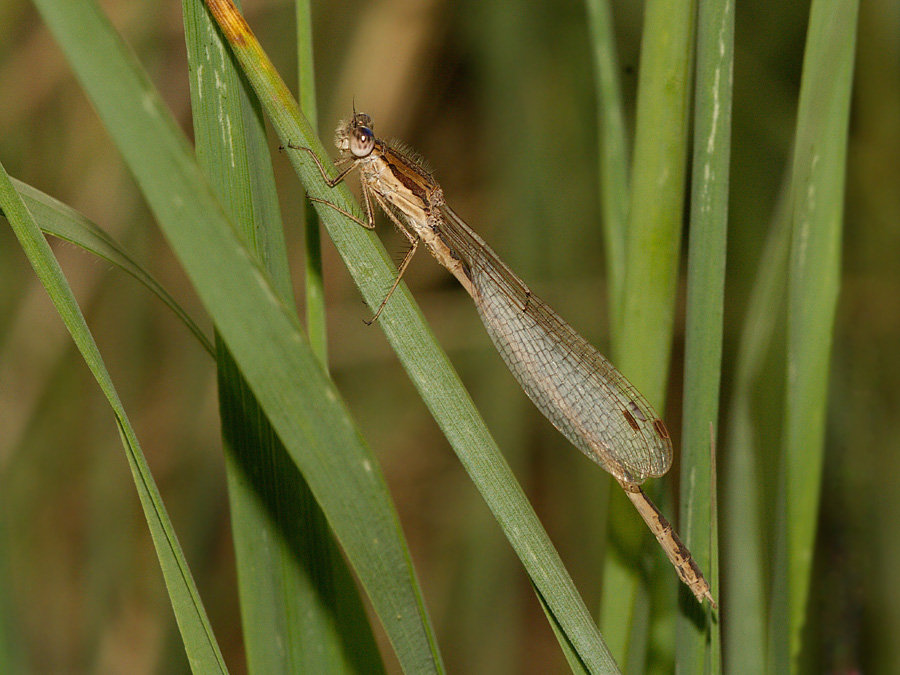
(653, 419, 670, 440)
(622, 409, 640, 432)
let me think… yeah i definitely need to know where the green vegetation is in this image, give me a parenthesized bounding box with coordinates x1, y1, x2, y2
(1, 0, 888, 672)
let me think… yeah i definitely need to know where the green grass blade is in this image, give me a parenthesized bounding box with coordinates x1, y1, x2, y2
(295, 0, 328, 364)
(676, 0, 733, 668)
(601, 0, 695, 662)
(723, 177, 792, 674)
(615, 0, 694, 404)
(10, 178, 214, 357)
(1, 161, 229, 674)
(203, 0, 621, 671)
(585, 0, 631, 333)
(33, 0, 442, 670)
(536, 588, 592, 675)
(598, 499, 644, 661)
(783, 0, 858, 667)
(181, 2, 383, 672)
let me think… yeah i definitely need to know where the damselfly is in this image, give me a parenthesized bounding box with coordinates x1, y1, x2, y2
(290, 112, 715, 607)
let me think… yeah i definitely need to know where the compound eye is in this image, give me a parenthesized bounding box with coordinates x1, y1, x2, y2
(349, 127, 375, 157)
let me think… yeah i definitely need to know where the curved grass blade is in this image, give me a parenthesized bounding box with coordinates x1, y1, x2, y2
(33, 0, 443, 670)
(181, 1, 384, 671)
(1, 161, 229, 674)
(10, 178, 214, 357)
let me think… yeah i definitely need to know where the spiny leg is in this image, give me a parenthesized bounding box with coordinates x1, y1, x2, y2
(365, 191, 421, 324)
(286, 143, 376, 230)
(306, 196, 373, 229)
(285, 142, 421, 324)
(286, 143, 357, 187)
(306, 179, 376, 231)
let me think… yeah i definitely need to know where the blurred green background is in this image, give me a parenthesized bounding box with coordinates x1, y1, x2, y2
(1, 0, 897, 672)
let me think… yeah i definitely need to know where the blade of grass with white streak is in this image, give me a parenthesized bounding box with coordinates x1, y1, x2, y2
(782, 0, 858, 667)
(202, 0, 621, 671)
(181, 1, 384, 672)
(0, 163, 229, 673)
(33, 0, 443, 670)
(676, 0, 732, 668)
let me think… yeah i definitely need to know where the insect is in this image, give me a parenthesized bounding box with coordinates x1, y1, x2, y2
(290, 112, 715, 606)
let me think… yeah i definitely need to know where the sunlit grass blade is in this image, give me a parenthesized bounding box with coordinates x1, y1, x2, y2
(202, 0, 621, 670)
(181, 1, 384, 671)
(1, 161, 229, 674)
(615, 0, 694, 405)
(599, 0, 695, 662)
(676, 0, 733, 668)
(33, 0, 443, 670)
(782, 0, 858, 667)
(585, 0, 630, 333)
